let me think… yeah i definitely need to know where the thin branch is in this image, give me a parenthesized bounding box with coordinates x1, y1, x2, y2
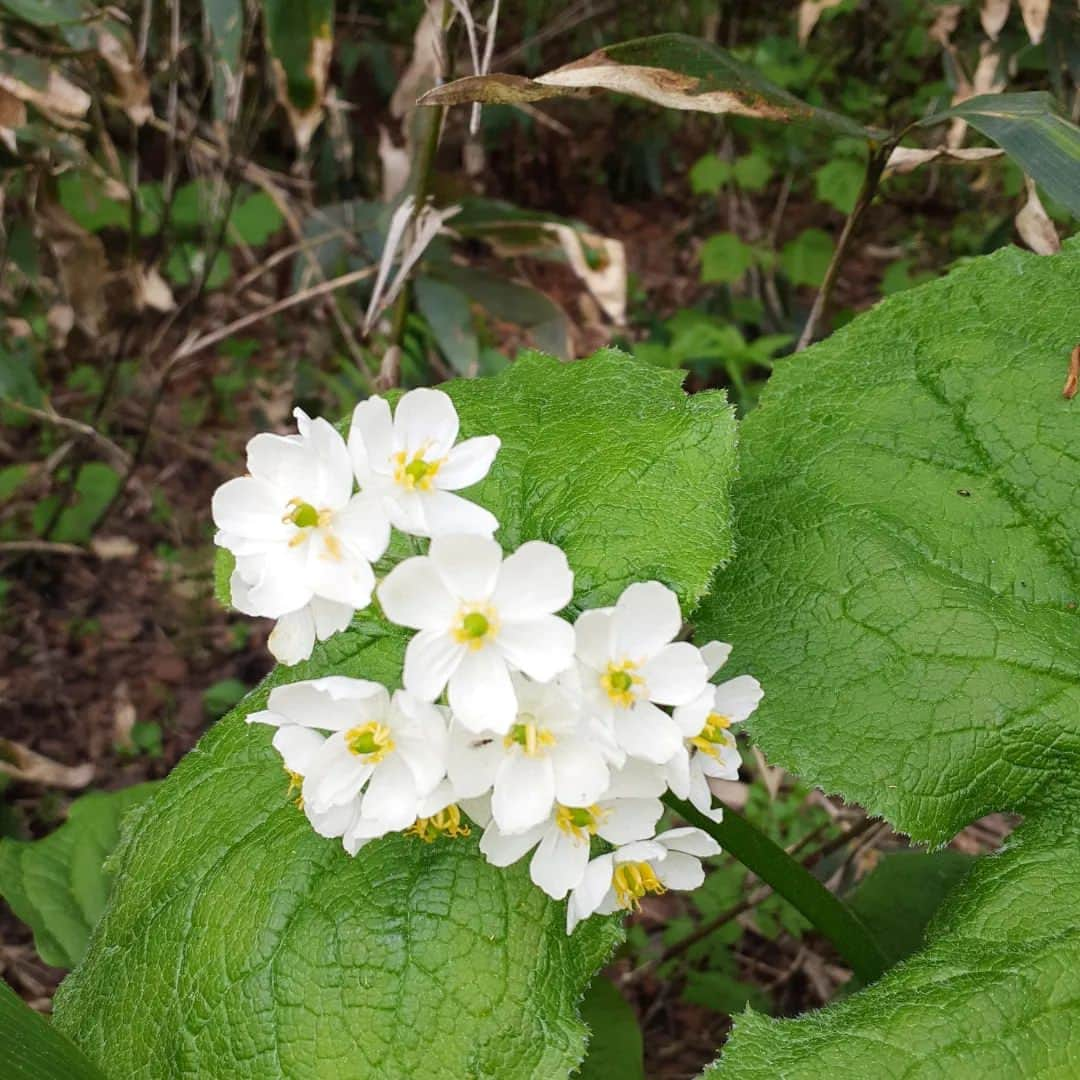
(4, 400, 131, 467)
(0, 540, 90, 556)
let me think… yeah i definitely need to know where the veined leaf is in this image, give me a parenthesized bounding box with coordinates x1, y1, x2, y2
(919, 92, 1080, 216)
(0, 783, 159, 969)
(698, 241, 1080, 1075)
(0, 980, 106, 1080)
(421, 33, 879, 141)
(54, 351, 739, 1078)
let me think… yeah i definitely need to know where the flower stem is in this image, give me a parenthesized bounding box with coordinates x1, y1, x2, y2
(662, 794, 889, 984)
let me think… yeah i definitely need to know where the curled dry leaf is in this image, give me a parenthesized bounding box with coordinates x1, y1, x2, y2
(391, 3, 442, 119)
(980, 0, 1011, 39)
(0, 86, 26, 152)
(91, 535, 140, 561)
(96, 30, 151, 126)
(1015, 176, 1060, 255)
(0, 52, 91, 122)
(0, 739, 95, 790)
(1018, 0, 1049, 44)
(542, 223, 627, 325)
(133, 265, 176, 313)
(884, 145, 1004, 175)
(1063, 345, 1079, 401)
(797, 0, 844, 45)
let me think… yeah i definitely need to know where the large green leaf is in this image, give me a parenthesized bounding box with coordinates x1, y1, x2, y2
(421, 33, 877, 141)
(920, 92, 1080, 217)
(54, 351, 738, 1078)
(0, 980, 106, 1080)
(697, 241, 1080, 1074)
(577, 976, 645, 1080)
(0, 783, 158, 969)
(261, 0, 332, 148)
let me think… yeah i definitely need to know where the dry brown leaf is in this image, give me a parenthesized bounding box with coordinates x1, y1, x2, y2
(929, 3, 964, 45)
(1063, 345, 1079, 400)
(112, 681, 137, 748)
(39, 202, 108, 334)
(980, 0, 1011, 38)
(0, 739, 95, 789)
(0, 59, 90, 120)
(707, 777, 749, 811)
(391, 2, 442, 119)
(973, 43, 1007, 96)
(1018, 0, 1049, 43)
(134, 265, 175, 312)
(97, 30, 151, 125)
(797, 0, 844, 44)
(541, 223, 627, 325)
(884, 145, 1004, 174)
(46, 303, 75, 349)
(271, 35, 333, 152)
(91, 535, 139, 560)
(377, 125, 410, 203)
(1015, 176, 1060, 255)
(752, 745, 785, 801)
(0, 86, 26, 152)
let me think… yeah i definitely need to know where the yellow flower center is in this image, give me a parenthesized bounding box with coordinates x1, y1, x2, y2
(406, 804, 471, 843)
(600, 661, 643, 708)
(554, 803, 606, 842)
(503, 719, 556, 756)
(612, 861, 666, 910)
(283, 498, 340, 558)
(689, 713, 733, 759)
(452, 605, 499, 650)
(344, 721, 395, 763)
(285, 768, 304, 809)
(393, 449, 444, 491)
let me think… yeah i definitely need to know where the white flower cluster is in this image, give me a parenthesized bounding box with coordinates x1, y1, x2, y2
(213, 389, 763, 933)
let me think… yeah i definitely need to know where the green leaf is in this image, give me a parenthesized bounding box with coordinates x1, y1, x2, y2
(690, 153, 732, 195)
(920, 92, 1080, 217)
(57, 172, 129, 233)
(813, 157, 864, 214)
(40, 462, 120, 544)
(779, 228, 833, 286)
(0, 784, 159, 969)
(262, 0, 332, 147)
(698, 241, 1080, 1075)
(54, 351, 738, 1077)
(732, 153, 772, 193)
(201, 677, 248, 719)
(847, 850, 975, 968)
(421, 33, 879, 141)
(228, 191, 285, 246)
(0, 0, 86, 26)
(0, 980, 106, 1080)
(414, 276, 480, 376)
(577, 977, 644, 1080)
(701, 233, 756, 285)
(0, 335, 43, 407)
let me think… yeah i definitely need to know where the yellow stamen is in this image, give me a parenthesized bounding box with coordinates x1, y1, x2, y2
(600, 661, 643, 708)
(612, 861, 666, 910)
(344, 721, 395, 763)
(285, 769, 304, 810)
(503, 720, 556, 756)
(690, 713, 734, 759)
(406, 804, 471, 843)
(393, 449, 444, 491)
(452, 605, 499, 650)
(554, 803, 606, 842)
(283, 498, 336, 550)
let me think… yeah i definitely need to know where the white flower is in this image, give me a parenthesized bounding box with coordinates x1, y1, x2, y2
(349, 387, 500, 538)
(445, 673, 619, 834)
(248, 676, 448, 854)
(378, 534, 576, 732)
(260, 596, 355, 666)
(213, 409, 390, 659)
(480, 793, 664, 900)
(668, 641, 763, 819)
(574, 581, 708, 765)
(566, 827, 721, 933)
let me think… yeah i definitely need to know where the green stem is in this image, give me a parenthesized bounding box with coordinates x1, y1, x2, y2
(663, 794, 889, 984)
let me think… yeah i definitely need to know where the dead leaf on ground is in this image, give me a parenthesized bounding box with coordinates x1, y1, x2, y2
(91, 535, 139, 560)
(38, 202, 108, 335)
(0, 739, 95, 789)
(542, 223, 627, 325)
(797, 0, 844, 45)
(133, 265, 175, 312)
(884, 145, 1003, 174)
(980, 0, 1011, 39)
(1063, 345, 1079, 401)
(1015, 176, 1060, 255)
(112, 681, 136, 748)
(1018, 0, 1049, 44)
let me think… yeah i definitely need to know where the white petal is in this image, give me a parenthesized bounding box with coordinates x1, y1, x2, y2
(435, 435, 500, 490)
(612, 581, 682, 660)
(378, 556, 457, 630)
(496, 616, 575, 682)
(382, 488, 428, 536)
(574, 608, 615, 670)
(492, 541, 574, 621)
(711, 675, 764, 723)
(310, 596, 355, 640)
(402, 629, 466, 702)
(530, 828, 590, 900)
(613, 700, 684, 764)
(640, 642, 707, 706)
(334, 493, 392, 562)
(429, 533, 502, 600)
(673, 685, 714, 737)
(657, 851, 705, 891)
(479, 821, 544, 866)
(361, 757, 420, 830)
(228, 571, 260, 616)
(448, 647, 517, 733)
(567, 853, 615, 933)
(659, 826, 722, 858)
(305, 800, 358, 839)
(244, 547, 314, 618)
(664, 747, 692, 799)
(446, 728, 502, 798)
(613, 839, 667, 865)
(246, 432, 310, 494)
(303, 741, 371, 812)
(419, 489, 499, 539)
(304, 416, 354, 507)
(597, 798, 663, 845)
(549, 740, 610, 807)
(267, 677, 387, 731)
(271, 725, 325, 774)
(306, 543, 375, 610)
(700, 640, 732, 678)
(688, 762, 715, 817)
(604, 758, 667, 799)
(393, 387, 459, 456)
(349, 396, 394, 478)
(268, 608, 317, 666)
(491, 753, 555, 833)
(212, 476, 290, 540)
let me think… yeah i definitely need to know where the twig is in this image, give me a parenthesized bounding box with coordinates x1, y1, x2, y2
(0, 540, 89, 556)
(795, 143, 893, 352)
(4, 400, 131, 467)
